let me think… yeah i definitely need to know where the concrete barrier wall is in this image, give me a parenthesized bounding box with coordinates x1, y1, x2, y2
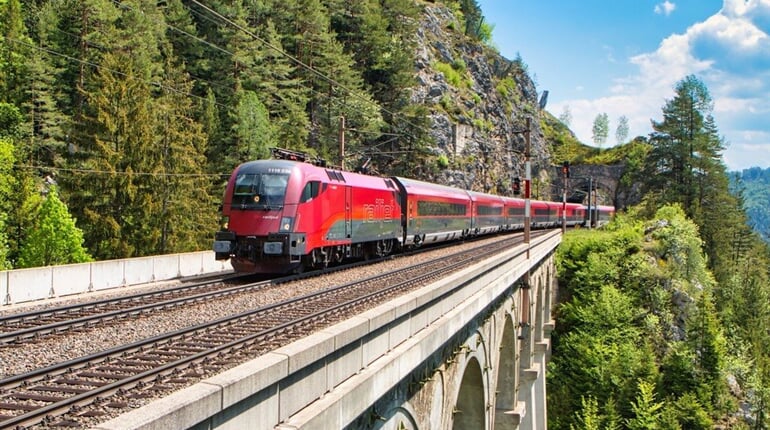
(1, 251, 232, 306)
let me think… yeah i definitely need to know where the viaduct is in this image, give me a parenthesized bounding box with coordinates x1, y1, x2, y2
(90, 230, 562, 430)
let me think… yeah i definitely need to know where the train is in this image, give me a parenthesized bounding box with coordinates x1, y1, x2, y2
(213, 149, 615, 273)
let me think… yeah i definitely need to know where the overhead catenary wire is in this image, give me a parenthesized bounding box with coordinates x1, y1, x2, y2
(14, 164, 223, 178)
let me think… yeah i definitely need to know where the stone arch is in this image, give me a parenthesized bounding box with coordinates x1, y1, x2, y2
(493, 312, 519, 428)
(376, 406, 419, 430)
(451, 356, 487, 430)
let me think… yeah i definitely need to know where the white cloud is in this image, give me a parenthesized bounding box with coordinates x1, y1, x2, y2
(723, 141, 770, 172)
(552, 0, 770, 170)
(654, 1, 676, 16)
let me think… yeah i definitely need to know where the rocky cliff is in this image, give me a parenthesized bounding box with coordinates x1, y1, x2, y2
(412, 4, 554, 195)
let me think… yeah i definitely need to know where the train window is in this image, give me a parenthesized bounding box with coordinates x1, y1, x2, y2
(417, 201, 467, 216)
(300, 181, 321, 203)
(233, 174, 259, 200)
(232, 173, 289, 208)
(477, 206, 502, 216)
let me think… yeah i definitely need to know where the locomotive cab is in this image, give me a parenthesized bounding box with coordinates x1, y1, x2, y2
(214, 160, 307, 273)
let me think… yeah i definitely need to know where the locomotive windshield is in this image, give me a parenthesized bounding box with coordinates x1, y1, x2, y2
(232, 172, 289, 209)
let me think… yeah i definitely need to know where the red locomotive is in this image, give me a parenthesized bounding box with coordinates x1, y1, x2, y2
(214, 149, 615, 273)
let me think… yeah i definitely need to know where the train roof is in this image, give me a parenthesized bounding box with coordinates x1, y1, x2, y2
(392, 176, 471, 201)
(466, 190, 505, 204)
(235, 160, 398, 190)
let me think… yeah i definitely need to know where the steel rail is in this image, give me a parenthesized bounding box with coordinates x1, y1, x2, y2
(0, 276, 264, 344)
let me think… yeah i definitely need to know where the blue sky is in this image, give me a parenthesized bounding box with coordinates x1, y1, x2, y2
(477, 0, 770, 171)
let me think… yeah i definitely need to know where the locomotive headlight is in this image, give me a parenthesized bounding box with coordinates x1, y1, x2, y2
(280, 217, 293, 232)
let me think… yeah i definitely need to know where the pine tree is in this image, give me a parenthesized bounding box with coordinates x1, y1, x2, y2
(24, 0, 68, 168)
(625, 380, 663, 430)
(0, 109, 42, 267)
(687, 290, 730, 411)
(153, 53, 216, 254)
(254, 20, 310, 154)
(0, 0, 31, 106)
(230, 89, 273, 163)
(271, 0, 383, 163)
(644, 75, 723, 217)
(18, 186, 91, 267)
(0, 137, 15, 269)
(570, 396, 602, 430)
(73, 50, 156, 258)
(66, 0, 167, 258)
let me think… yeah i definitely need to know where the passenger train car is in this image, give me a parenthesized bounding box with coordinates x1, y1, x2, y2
(214, 153, 615, 273)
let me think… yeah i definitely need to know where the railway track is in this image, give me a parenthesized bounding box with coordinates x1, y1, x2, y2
(0, 232, 532, 429)
(0, 274, 261, 345)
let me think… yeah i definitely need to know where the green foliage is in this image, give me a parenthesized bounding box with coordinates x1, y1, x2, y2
(570, 396, 602, 430)
(0, 102, 23, 140)
(551, 59, 770, 430)
(18, 187, 91, 267)
(626, 380, 663, 430)
(642, 75, 725, 221)
(730, 167, 770, 242)
(552, 204, 737, 429)
(0, 0, 32, 106)
(541, 111, 593, 162)
(0, 212, 9, 270)
(452, 58, 467, 74)
(0, 136, 14, 209)
(660, 393, 713, 430)
(456, 0, 489, 42)
(231, 90, 273, 163)
(616, 138, 651, 187)
(0, 137, 12, 269)
(437, 154, 449, 168)
(648, 205, 712, 290)
(434, 61, 468, 88)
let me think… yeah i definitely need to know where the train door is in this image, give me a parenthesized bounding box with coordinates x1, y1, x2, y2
(345, 185, 352, 238)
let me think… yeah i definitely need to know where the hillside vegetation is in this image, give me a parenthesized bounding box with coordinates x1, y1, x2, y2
(730, 167, 770, 243)
(550, 75, 770, 429)
(0, 0, 500, 266)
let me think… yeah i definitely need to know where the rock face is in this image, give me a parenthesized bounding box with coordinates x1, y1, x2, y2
(412, 5, 552, 194)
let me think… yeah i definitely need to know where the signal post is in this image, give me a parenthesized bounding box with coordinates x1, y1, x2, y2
(524, 118, 531, 254)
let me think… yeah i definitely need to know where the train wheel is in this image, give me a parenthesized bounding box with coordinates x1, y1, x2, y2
(310, 248, 328, 269)
(376, 240, 386, 257)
